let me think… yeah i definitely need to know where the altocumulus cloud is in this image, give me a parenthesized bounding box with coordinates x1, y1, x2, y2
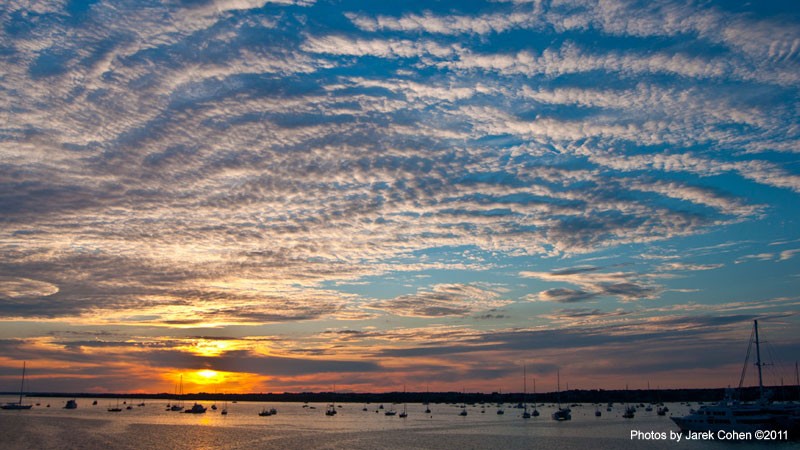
(0, 0, 799, 392)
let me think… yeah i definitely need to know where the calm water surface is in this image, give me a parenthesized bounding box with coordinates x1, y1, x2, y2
(0, 398, 797, 449)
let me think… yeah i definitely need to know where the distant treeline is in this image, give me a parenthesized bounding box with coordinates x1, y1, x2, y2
(10, 385, 800, 404)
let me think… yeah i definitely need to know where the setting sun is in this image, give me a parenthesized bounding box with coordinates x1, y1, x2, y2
(197, 369, 218, 379)
(182, 369, 222, 389)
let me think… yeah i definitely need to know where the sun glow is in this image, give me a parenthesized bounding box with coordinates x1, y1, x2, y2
(181, 369, 223, 388)
(161, 369, 266, 393)
(197, 369, 218, 379)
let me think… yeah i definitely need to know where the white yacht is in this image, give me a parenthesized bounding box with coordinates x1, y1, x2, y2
(671, 320, 800, 437)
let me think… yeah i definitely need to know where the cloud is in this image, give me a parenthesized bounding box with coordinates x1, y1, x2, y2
(0, 0, 798, 393)
(211, 0, 316, 12)
(587, 151, 800, 193)
(657, 262, 724, 272)
(0, 277, 59, 299)
(522, 266, 662, 302)
(367, 283, 511, 317)
(372, 0, 800, 74)
(535, 288, 599, 303)
(302, 35, 459, 59)
(346, 9, 543, 35)
(779, 249, 800, 261)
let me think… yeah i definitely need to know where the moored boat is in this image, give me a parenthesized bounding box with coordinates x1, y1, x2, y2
(259, 407, 277, 416)
(184, 403, 207, 414)
(622, 405, 635, 419)
(1, 362, 33, 410)
(551, 370, 571, 421)
(671, 320, 800, 439)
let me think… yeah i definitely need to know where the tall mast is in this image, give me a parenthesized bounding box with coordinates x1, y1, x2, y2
(18, 361, 26, 404)
(557, 369, 561, 408)
(754, 320, 764, 397)
(523, 365, 527, 404)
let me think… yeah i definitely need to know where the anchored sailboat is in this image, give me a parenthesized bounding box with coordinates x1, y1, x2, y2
(325, 385, 338, 416)
(522, 365, 531, 419)
(399, 385, 408, 418)
(671, 320, 800, 437)
(108, 398, 123, 413)
(1, 362, 32, 410)
(169, 375, 184, 411)
(551, 369, 571, 421)
(622, 384, 635, 419)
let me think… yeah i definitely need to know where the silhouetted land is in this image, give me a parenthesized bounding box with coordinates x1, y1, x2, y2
(7, 385, 800, 404)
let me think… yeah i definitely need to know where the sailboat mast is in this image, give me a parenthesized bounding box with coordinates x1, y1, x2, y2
(18, 361, 26, 404)
(557, 369, 561, 408)
(796, 361, 799, 402)
(754, 320, 764, 397)
(523, 365, 527, 403)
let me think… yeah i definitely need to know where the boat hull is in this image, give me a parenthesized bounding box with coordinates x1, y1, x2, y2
(1, 403, 33, 410)
(671, 402, 800, 439)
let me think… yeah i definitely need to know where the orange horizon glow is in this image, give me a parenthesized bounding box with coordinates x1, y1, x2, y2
(0, 348, 776, 396)
(157, 369, 269, 394)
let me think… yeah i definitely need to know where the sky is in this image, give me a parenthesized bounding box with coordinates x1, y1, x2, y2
(0, 0, 799, 395)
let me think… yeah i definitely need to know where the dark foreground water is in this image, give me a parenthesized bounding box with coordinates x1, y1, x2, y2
(0, 398, 797, 450)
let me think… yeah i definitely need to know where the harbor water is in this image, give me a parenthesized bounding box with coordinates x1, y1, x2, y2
(0, 398, 796, 449)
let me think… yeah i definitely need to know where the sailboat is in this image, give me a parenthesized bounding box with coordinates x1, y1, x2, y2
(496, 389, 505, 415)
(108, 398, 123, 412)
(522, 365, 531, 419)
(169, 375, 184, 411)
(259, 407, 277, 416)
(1, 362, 33, 410)
(325, 386, 338, 416)
(531, 379, 539, 416)
(622, 384, 635, 419)
(671, 320, 800, 436)
(399, 385, 408, 418)
(424, 384, 431, 414)
(325, 403, 337, 416)
(551, 370, 571, 421)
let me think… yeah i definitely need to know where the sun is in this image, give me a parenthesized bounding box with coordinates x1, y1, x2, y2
(183, 369, 222, 388)
(197, 369, 219, 379)
(164, 369, 265, 393)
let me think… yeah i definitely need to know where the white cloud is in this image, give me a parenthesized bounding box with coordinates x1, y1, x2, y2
(521, 266, 662, 302)
(346, 10, 542, 35)
(657, 263, 724, 272)
(367, 283, 512, 317)
(779, 249, 800, 261)
(302, 35, 459, 59)
(0, 277, 59, 299)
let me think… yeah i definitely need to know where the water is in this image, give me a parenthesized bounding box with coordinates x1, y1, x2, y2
(0, 398, 796, 449)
